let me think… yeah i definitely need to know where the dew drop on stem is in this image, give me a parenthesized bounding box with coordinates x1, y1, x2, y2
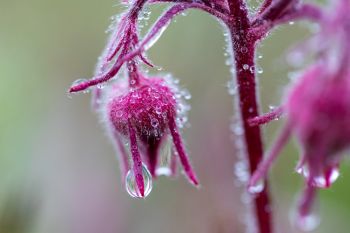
(248, 177, 265, 194)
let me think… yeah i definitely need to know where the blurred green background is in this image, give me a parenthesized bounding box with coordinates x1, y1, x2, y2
(0, 0, 349, 232)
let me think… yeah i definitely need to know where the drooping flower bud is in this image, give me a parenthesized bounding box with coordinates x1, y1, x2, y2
(249, 63, 350, 229)
(249, 1, 350, 229)
(101, 73, 199, 198)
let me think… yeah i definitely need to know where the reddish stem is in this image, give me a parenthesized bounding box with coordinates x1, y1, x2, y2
(231, 37, 273, 233)
(248, 106, 284, 127)
(228, 1, 272, 233)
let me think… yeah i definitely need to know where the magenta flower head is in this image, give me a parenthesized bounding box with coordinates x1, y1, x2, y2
(68, 0, 205, 199)
(248, 0, 350, 229)
(249, 63, 350, 229)
(101, 70, 199, 198)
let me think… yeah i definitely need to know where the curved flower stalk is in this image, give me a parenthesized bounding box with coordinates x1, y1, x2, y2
(68, 0, 334, 232)
(250, 0, 350, 230)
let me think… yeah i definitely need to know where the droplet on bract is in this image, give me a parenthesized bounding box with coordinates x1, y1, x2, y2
(248, 178, 265, 194)
(313, 167, 340, 188)
(70, 78, 91, 94)
(156, 137, 172, 177)
(156, 167, 172, 176)
(125, 164, 153, 198)
(72, 78, 88, 86)
(297, 165, 340, 188)
(297, 213, 320, 232)
(289, 193, 321, 232)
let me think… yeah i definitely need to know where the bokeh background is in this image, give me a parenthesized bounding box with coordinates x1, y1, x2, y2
(0, 0, 349, 232)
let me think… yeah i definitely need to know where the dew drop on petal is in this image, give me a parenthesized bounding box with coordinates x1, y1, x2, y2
(313, 167, 340, 188)
(125, 163, 153, 198)
(328, 167, 340, 184)
(248, 177, 265, 194)
(151, 118, 159, 128)
(72, 78, 88, 86)
(155, 106, 162, 114)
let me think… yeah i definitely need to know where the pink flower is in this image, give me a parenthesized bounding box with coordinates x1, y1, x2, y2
(249, 63, 350, 227)
(101, 72, 198, 198)
(249, 1, 350, 228)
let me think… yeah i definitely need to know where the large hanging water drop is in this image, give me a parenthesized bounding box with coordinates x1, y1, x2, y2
(125, 163, 153, 198)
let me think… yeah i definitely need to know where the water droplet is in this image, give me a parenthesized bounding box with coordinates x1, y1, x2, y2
(289, 21, 295, 25)
(235, 160, 249, 184)
(232, 125, 244, 136)
(153, 92, 160, 99)
(240, 47, 248, 53)
(287, 50, 305, 68)
(243, 64, 249, 70)
(116, 110, 123, 118)
(269, 105, 277, 111)
(71, 79, 91, 94)
(327, 167, 340, 184)
(156, 167, 172, 176)
(295, 212, 320, 232)
(72, 78, 87, 86)
(181, 89, 191, 100)
(227, 80, 237, 95)
(297, 165, 340, 188)
(248, 178, 265, 194)
(151, 118, 159, 128)
(313, 167, 340, 188)
(256, 65, 264, 74)
(155, 66, 163, 71)
(155, 137, 172, 176)
(125, 163, 153, 198)
(97, 84, 105, 89)
(155, 106, 162, 114)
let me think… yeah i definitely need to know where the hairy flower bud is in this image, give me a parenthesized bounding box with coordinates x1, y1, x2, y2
(101, 74, 198, 198)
